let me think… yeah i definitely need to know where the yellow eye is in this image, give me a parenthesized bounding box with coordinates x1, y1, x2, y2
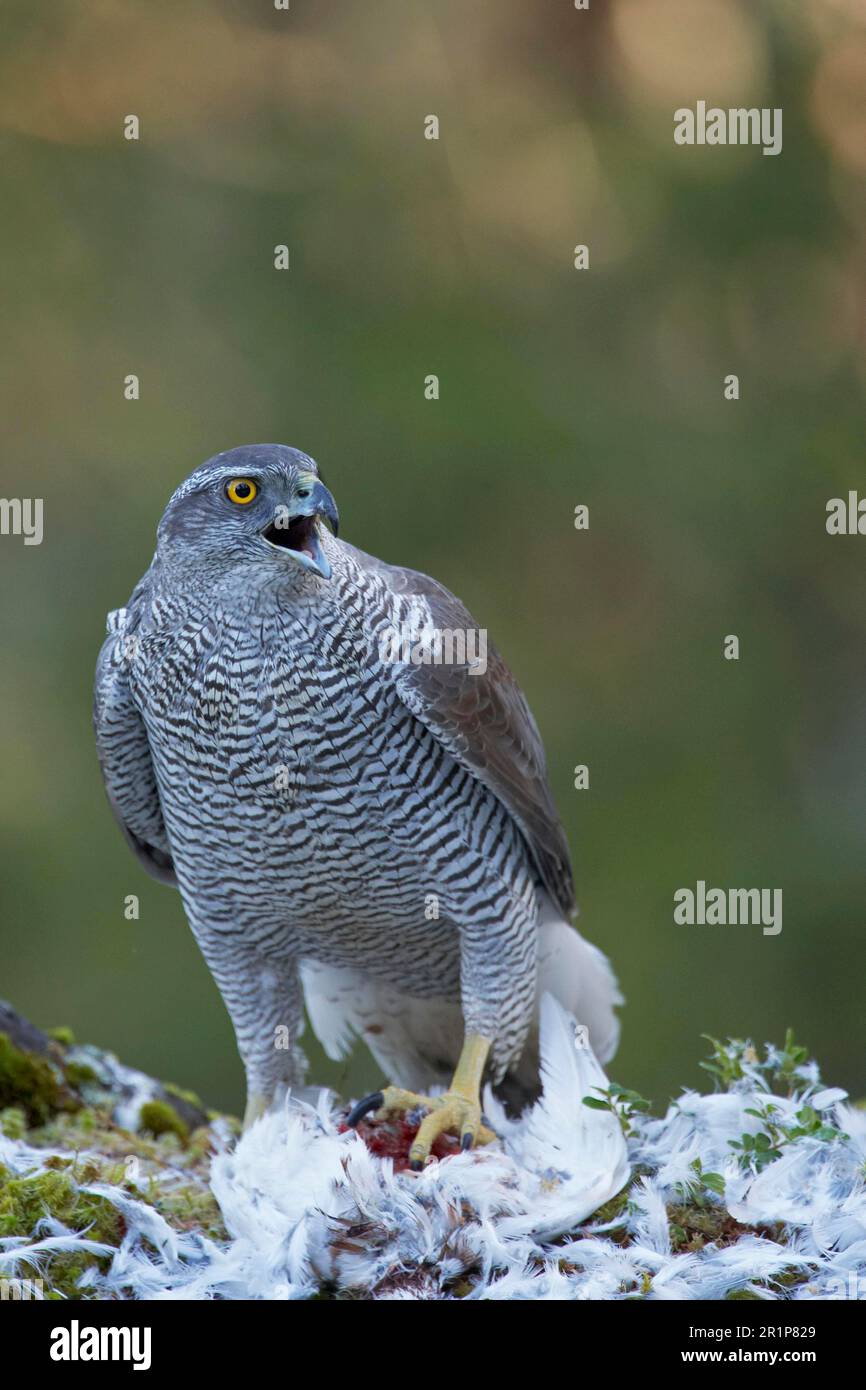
(226, 478, 258, 505)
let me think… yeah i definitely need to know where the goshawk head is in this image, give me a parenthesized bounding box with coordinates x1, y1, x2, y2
(156, 443, 339, 581)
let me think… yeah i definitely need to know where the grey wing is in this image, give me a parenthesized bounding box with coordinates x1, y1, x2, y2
(345, 542, 575, 918)
(93, 606, 176, 887)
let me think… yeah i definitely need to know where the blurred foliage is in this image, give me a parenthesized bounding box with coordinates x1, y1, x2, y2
(0, 0, 864, 1114)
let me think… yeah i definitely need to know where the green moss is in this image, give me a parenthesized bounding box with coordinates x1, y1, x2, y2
(0, 1106, 27, 1139)
(156, 1183, 226, 1239)
(187, 1125, 215, 1160)
(47, 1026, 75, 1047)
(139, 1099, 189, 1142)
(774, 1266, 811, 1289)
(64, 1060, 100, 1089)
(35, 1107, 157, 1161)
(0, 1155, 150, 1298)
(0, 1010, 236, 1295)
(163, 1081, 205, 1110)
(667, 1200, 765, 1253)
(0, 1031, 65, 1123)
(0, 1167, 124, 1295)
(0, 1170, 66, 1236)
(446, 1275, 476, 1298)
(590, 1184, 631, 1227)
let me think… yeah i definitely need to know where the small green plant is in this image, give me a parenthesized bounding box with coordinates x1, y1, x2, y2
(730, 1122, 783, 1172)
(730, 1096, 848, 1173)
(771, 1029, 811, 1094)
(699, 1032, 847, 1173)
(700, 1030, 811, 1097)
(674, 1156, 726, 1205)
(700, 1035, 749, 1090)
(583, 1082, 651, 1138)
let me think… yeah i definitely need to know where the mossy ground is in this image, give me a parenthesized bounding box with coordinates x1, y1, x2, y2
(0, 1014, 231, 1298)
(0, 1009, 842, 1301)
(0, 1031, 66, 1124)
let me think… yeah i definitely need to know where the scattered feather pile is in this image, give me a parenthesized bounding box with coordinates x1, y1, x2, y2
(2, 997, 864, 1300)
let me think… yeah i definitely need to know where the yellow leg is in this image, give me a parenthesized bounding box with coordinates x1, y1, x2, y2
(348, 1033, 495, 1170)
(242, 1090, 271, 1132)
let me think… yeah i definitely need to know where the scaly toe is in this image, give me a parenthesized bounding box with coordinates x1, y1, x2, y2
(408, 1091, 495, 1170)
(346, 1084, 439, 1129)
(346, 1084, 496, 1167)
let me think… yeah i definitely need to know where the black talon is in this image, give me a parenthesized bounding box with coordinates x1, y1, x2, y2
(409, 1158, 423, 1172)
(346, 1091, 385, 1127)
(461, 1133, 473, 1151)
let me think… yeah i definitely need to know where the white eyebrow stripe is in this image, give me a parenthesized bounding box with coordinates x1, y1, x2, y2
(171, 462, 306, 501)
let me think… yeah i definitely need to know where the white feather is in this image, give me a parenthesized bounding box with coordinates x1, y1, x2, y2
(3, 1002, 862, 1301)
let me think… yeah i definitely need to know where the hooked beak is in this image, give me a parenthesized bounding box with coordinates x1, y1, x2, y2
(260, 480, 339, 580)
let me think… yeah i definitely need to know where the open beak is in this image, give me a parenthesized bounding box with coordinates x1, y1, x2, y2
(260, 480, 339, 580)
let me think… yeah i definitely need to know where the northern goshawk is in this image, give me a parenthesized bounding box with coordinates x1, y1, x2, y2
(94, 444, 620, 1165)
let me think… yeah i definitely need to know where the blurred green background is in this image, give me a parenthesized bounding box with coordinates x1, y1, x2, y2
(1, 0, 864, 1115)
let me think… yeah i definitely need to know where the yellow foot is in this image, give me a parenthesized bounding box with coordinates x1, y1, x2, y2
(346, 1033, 496, 1170)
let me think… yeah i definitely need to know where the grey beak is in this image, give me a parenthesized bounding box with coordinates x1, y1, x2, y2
(307, 479, 339, 536)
